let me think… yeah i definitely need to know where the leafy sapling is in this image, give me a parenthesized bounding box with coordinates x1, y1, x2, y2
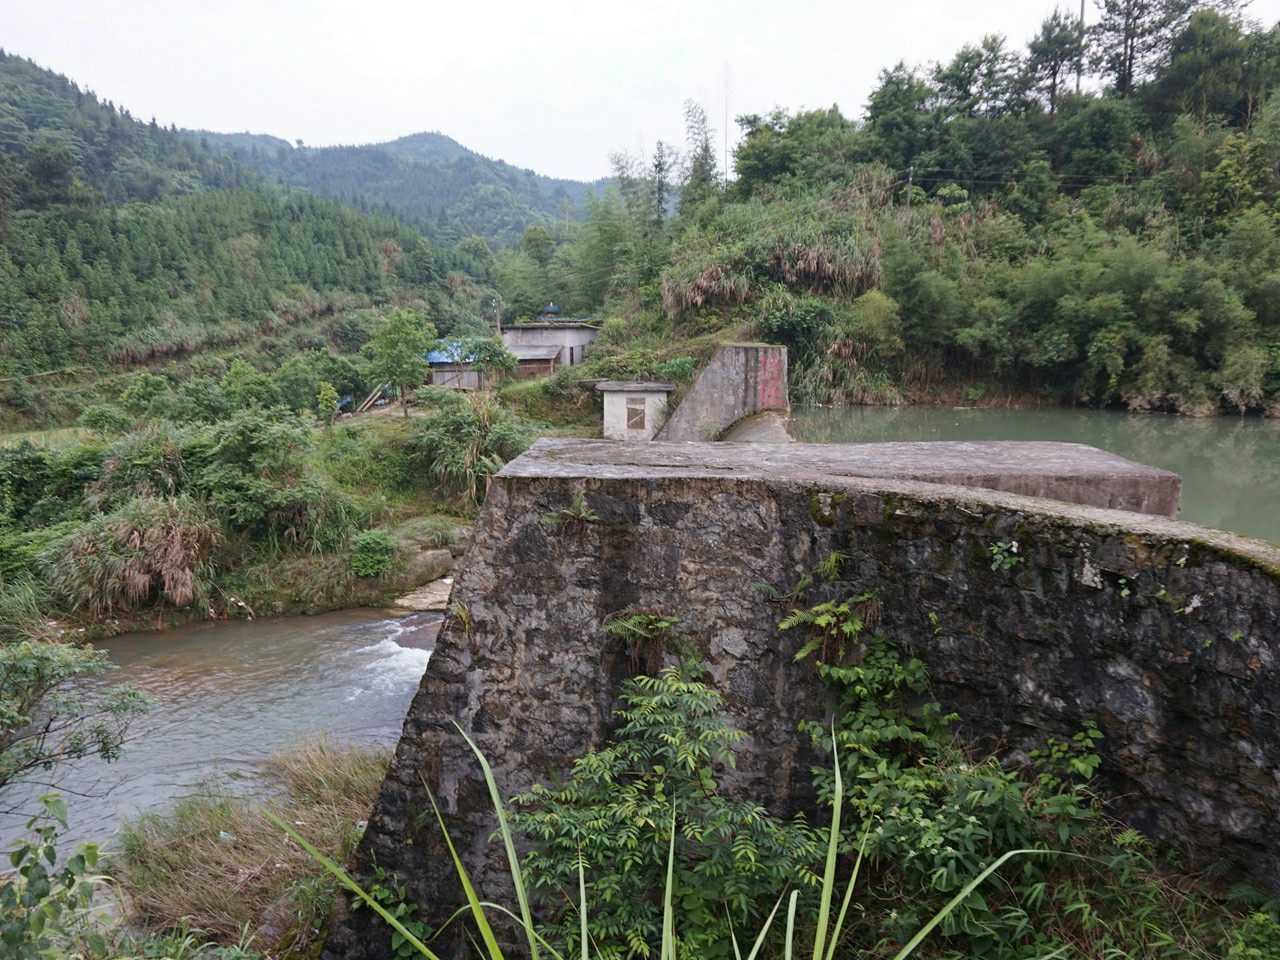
(989, 540, 1021, 571)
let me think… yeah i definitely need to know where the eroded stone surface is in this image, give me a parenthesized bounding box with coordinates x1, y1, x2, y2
(392, 577, 453, 611)
(325, 441, 1277, 960)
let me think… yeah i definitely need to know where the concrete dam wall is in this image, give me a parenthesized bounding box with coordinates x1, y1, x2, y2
(326, 440, 1280, 959)
(657, 343, 788, 441)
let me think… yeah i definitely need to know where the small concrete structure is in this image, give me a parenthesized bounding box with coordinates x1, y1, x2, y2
(658, 343, 788, 441)
(501, 321, 599, 373)
(596, 381, 675, 441)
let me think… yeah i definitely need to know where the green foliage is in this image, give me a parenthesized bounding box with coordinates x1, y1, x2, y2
(84, 420, 192, 510)
(780, 593, 874, 663)
(0, 639, 147, 790)
(406, 393, 531, 508)
(365, 309, 437, 416)
(436, 335, 519, 382)
(542, 489, 600, 540)
(784, 590, 1248, 957)
(0, 52, 461, 397)
(316, 379, 341, 424)
(76, 403, 132, 434)
(354, 865, 434, 959)
(988, 540, 1021, 571)
(511, 661, 821, 960)
(349, 528, 398, 578)
(1227, 911, 1280, 960)
(0, 795, 109, 960)
(653, 355, 697, 382)
(220, 359, 279, 411)
(117, 372, 173, 416)
(600, 608, 694, 673)
(274, 656, 1273, 960)
(185, 410, 361, 551)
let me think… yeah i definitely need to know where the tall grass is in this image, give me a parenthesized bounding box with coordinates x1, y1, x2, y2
(0, 426, 94, 448)
(0, 575, 60, 644)
(40, 494, 222, 616)
(114, 737, 390, 955)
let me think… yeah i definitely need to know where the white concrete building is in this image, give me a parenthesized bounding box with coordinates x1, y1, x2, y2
(501, 322, 599, 371)
(596, 381, 675, 441)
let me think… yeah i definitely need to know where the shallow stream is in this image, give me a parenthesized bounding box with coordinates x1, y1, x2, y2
(0, 608, 439, 851)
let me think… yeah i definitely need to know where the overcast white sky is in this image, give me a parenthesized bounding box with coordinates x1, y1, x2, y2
(7, 1, 1280, 182)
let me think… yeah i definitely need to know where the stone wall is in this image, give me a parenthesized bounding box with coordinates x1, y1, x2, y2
(657, 343, 788, 441)
(325, 440, 1280, 959)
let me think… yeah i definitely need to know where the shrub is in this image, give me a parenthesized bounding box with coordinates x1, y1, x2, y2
(40, 494, 222, 616)
(784, 589, 1245, 957)
(349, 528, 398, 578)
(185, 410, 364, 551)
(76, 403, 132, 434)
(0, 796, 109, 960)
(406, 395, 531, 508)
(0, 639, 147, 789)
(85, 422, 192, 511)
(511, 661, 820, 960)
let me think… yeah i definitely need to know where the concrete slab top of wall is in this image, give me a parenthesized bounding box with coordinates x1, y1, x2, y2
(503, 438, 1183, 518)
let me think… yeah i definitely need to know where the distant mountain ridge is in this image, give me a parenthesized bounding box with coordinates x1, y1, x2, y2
(186, 128, 609, 247)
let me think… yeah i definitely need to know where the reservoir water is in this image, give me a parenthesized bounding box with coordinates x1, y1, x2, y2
(790, 406, 1280, 545)
(0, 608, 438, 851)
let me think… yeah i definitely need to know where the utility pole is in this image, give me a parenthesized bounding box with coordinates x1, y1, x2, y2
(1077, 0, 1085, 94)
(722, 62, 732, 183)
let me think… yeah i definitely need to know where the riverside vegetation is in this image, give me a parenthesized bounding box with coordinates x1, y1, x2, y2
(278, 598, 1280, 960)
(5, 0, 1280, 955)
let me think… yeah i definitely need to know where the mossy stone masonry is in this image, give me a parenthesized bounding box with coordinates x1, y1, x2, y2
(326, 439, 1277, 959)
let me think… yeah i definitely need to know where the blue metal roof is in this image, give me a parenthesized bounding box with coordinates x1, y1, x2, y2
(426, 344, 474, 364)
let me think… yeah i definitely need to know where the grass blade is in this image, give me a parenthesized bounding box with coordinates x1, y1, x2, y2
(578, 847, 589, 960)
(889, 849, 1061, 960)
(425, 787, 506, 960)
(811, 739, 842, 960)
(784, 889, 799, 960)
(661, 805, 678, 960)
(264, 811, 441, 960)
(453, 721, 541, 960)
(823, 820, 870, 960)
(742, 892, 786, 960)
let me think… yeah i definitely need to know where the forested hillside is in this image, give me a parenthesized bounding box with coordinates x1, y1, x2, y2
(490, 3, 1280, 415)
(0, 51, 507, 426)
(0, 51, 527, 660)
(190, 128, 604, 246)
(7, 3, 1280, 422)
